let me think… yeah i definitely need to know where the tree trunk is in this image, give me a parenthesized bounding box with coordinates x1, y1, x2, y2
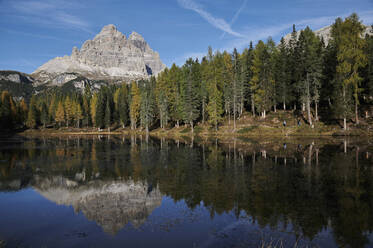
(283, 101, 286, 110)
(190, 121, 194, 133)
(202, 98, 205, 124)
(302, 102, 305, 112)
(274, 105, 277, 113)
(263, 110, 266, 119)
(307, 97, 312, 126)
(233, 98, 236, 131)
(355, 101, 359, 124)
(251, 97, 255, 116)
(315, 102, 319, 121)
(344, 117, 347, 131)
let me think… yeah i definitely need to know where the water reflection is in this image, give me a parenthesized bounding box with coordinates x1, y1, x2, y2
(0, 135, 373, 247)
(34, 177, 162, 235)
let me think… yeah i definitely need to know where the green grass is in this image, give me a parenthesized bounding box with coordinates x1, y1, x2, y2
(180, 127, 191, 133)
(237, 125, 259, 133)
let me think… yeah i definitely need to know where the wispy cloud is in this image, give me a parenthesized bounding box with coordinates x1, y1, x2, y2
(2, 0, 93, 33)
(221, 0, 248, 39)
(177, 0, 244, 37)
(0, 27, 76, 42)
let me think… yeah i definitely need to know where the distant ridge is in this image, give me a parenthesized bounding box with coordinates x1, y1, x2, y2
(283, 24, 373, 45)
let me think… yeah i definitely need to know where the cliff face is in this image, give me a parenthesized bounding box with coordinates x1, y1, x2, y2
(34, 176, 163, 235)
(32, 24, 166, 83)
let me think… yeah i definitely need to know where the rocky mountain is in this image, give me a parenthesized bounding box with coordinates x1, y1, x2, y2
(32, 24, 166, 84)
(34, 176, 163, 235)
(0, 70, 35, 99)
(283, 24, 373, 45)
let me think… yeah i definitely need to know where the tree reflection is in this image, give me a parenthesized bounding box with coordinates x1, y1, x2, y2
(0, 136, 372, 246)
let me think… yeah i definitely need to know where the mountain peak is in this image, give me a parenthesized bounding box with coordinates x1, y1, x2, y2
(101, 24, 117, 32)
(33, 25, 166, 83)
(129, 31, 145, 41)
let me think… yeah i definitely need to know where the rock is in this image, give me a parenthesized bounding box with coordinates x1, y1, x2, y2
(33, 24, 166, 83)
(283, 24, 373, 46)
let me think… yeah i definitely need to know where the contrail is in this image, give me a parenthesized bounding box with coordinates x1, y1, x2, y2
(221, 0, 248, 39)
(178, 0, 244, 38)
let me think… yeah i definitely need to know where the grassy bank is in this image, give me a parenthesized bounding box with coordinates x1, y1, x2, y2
(18, 111, 373, 138)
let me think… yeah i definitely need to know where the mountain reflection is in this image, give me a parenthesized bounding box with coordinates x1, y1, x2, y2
(34, 176, 162, 234)
(0, 135, 373, 247)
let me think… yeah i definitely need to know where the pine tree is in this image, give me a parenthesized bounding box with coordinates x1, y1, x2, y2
(200, 57, 209, 124)
(130, 81, 141, 130)
(250, 40, 275, 118)
(181, 58, 200, 132)
(207, 80, 223, 131)
(64, 96, 73, 127)
(140, 78, 156, 133)
(95, 92, 106, 129)
(19, 98, 28, 125)
(90, 93, 98, 127)
(232, 48, 241, 129)
(40, 102, 49, 128)
(105, 97, 111, 131)
(117, 85, 129, 128)
(0, 91, 12, 128)
(74, 101, 83, 128)
(55, 101, 65, 127)
(26, 96, 38, 129)
(335, 13, 367, 125)
(296, 27, 323, 126)
(223, 51, 234, 123)
(82, 86, 91, 127)
(274, 38, 292, 110)
(362, 29, 373, 106)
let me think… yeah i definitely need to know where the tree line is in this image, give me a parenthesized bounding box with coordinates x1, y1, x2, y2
(1, 14, 372, 132)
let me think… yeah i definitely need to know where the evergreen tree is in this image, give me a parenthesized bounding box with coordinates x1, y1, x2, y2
(130, 81, 141, 130)
(105, 97, 111, 131)
(19, 98, 28, 125)
(140, 78, 156, 133)
(232, 48, 241, 129)
(40, 102, 49, 128)
(296, 27, 323, 125)
(26, 96, 38, 129)
(250, 40, 275, 118)
(223, 51, 234, 123)
(74, 101, 83, 128)
(90, 93, 98, 127)
(82, 86, 91, 127)
(0, 91, 12, 128)
(55, 101, 65, 127)
(274, 38, 292, 110)
(117, 85, 129, 128)
(362, 30, 373, 107)
(336, 14, 367, 125)
(64, 96, 73, 127)
(207, 79, 223, 131)
(95, 92, 106, 129)
(181, 58, 200, 132)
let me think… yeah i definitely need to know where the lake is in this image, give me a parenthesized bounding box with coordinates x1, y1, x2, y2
(0, 135, 372, 248)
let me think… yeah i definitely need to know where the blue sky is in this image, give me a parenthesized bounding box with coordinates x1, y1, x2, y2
(0, 0, 373, 74)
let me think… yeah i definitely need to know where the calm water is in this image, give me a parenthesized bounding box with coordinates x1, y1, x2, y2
(0, 135, 373, 248)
